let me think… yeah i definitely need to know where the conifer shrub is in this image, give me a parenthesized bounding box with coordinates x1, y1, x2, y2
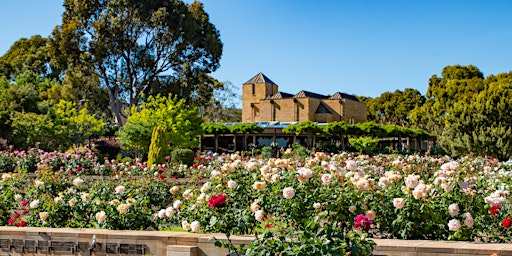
(147, 126, 169, 167)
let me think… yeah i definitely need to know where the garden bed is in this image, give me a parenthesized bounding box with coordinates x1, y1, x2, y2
(1, 147, 512, 254)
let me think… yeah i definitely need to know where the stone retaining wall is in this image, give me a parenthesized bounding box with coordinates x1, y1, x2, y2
(0, 227, 509, 256)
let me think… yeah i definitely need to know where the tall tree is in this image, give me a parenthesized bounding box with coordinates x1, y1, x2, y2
(410, 64, 484, 135)
(441, 72, 512, 160)
(364, 89, 425, 126)
(0, 35, 65, 80)
(54, 0, 222, 126)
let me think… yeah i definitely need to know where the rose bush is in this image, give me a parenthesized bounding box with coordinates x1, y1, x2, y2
(3, 148, 512, 254)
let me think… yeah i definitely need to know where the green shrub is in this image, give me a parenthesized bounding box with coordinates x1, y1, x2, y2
(171, 148, 195, 166)
(147, 126, 169, 167)
(349, 136, 379, 154)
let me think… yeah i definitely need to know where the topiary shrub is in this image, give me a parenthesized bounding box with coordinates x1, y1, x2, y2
(171, 148, 195, 166)
(147, 126, 169, 167)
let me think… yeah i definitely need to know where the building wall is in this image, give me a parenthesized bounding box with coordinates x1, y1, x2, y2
(343, 98, 368, 123)
(242, 77, 367, 123)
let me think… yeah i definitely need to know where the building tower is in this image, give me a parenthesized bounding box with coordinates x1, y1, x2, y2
(242, 72, 278, 122)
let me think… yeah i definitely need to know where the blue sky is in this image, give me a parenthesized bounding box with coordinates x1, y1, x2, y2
(1, 0, 512, 102)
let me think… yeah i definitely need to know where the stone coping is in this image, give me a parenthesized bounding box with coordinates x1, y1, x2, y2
(0, 227, 511, 255)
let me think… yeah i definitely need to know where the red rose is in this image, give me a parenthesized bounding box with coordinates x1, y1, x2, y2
(354, 214, 372, 231)
(490, 205, 500, 215)
(18, 221, 26, 227)
(8, 218, 14, 225)
(77, 166, 83, 172)
(208, 194, 227, 209)
(70, 169, 75, 174)
(14, 213, 20, 219)
(21, 200, 27, 207)
(192, 164, 199, 168)
(503, 218, 512, 228)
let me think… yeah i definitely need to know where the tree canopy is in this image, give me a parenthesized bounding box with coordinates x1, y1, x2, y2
(55, 0, 223, 126)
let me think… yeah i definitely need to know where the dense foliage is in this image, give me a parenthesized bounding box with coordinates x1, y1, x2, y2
(2, 148, 512, 249)
(55, 0, 223, 125)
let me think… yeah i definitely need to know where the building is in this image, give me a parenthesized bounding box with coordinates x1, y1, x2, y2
(242, 72, 367, 124)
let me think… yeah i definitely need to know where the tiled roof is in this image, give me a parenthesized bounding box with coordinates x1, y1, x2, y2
(294, 90, 328, 99)
(267, 92, 294, 99)
(329, 92, 360, 102)
(244, 72, 277, 85)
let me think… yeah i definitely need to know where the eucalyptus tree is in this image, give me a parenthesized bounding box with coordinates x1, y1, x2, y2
(54, 0, 223, 126)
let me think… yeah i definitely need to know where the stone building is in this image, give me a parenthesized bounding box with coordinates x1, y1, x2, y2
(242, 72, 367, 123)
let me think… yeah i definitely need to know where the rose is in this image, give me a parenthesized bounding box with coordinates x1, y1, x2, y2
(345, 160, 357, 170)
(95, 211, 107, 223)
(354, 214, 372, 231)
(165, 207, 175, 218)
(157, 209, 166, 219)
(117, 204, 129, 214)
(170, 186, 179, 196)
(405, 175, 419, 189)
(252, 181, 266, 191)
(29, 199, 39, 209)
(462, 212, 474, 228)
(39, 212, 49, 221)
(255, 210, 264, 221)
(191, 221, 200, 232)
(182, 221, 191, 231)
(115, 185, 125, 194)
(321, 174, 332, 185)
(448, 203, 459, 217)
(68, 198, 77, 207)
(447, 219, 461, 231)
(503, 218, 512, 228)
(227, 180, 237, 189)
(208, 194, 227, 209)
(490, 205, 500, 215)
(365, 210, 377, 221)
(173, 200, 183, 209)
(73, 177, 84, 187)
(183, 189, 194, 200)
(393, 198, 405, 209)
(282, 187, 295, 199)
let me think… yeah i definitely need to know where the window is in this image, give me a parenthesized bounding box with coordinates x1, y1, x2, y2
(252, 84, 255, 95)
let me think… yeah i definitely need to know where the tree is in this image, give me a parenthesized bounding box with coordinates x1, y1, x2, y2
(0, 35, 65, 80)
(147, 126, 169, 167)
(204, 81, 242, 122)
(410, 65, 484, 135)
(441, 72, 512, 160)
(118, 94, 203, 157)
(55, 0, 223, 126)
(283, 121, 323, 149)
(364, 89, 425, 126)
(52, 100, 104, 146)
(324, 121, 348, 151)
(202, 122, 230, 152)
(229, 123, 264, 151)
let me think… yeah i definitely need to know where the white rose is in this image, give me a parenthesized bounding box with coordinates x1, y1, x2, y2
(30, 199, 40, 209)
(393, 198, 405, 209)
(95, 211, 107, 223)
(447, 219, 461, 231)
(190, 221, 200, 232)
(227, 180, 237, 189)
(255, 210, 264, 221)
(282, 187, 295, 199)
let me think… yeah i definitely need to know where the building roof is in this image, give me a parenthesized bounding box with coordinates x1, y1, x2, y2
(266, 91, 294, 99)
(294, 90, 328, 99)
(329, 92, 360, 102)
(244, 72, 277, 85)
